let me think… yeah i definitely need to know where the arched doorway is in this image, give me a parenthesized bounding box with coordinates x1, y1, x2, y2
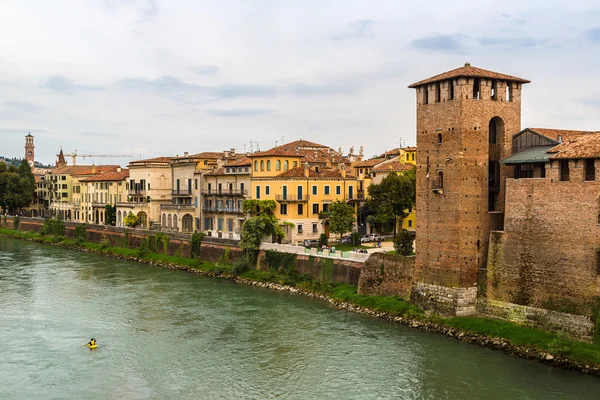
(167, 214, 172, 230)
(117, 211, 122, 226)
(182, 214, 193, 233)
(173, 214, 179, 231)
(95, 209, 99, 225)
(137, 211, 148, 228)
(324, 221, 330, 238)
(162, 214, 166, 229)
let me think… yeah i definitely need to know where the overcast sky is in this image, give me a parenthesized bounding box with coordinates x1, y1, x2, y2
(0, 0, 599, 165)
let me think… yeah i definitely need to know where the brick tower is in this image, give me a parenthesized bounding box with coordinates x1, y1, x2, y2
(409, 63, 530, 292)
(25, 132, 34, 166)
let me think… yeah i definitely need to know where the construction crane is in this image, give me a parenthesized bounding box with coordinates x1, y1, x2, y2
(58, 150, 133, 166)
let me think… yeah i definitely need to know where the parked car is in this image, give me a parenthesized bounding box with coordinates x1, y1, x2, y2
(361, 234, 384, 243)
(338, 235, 352, 244)
(303, 239, 319, 248)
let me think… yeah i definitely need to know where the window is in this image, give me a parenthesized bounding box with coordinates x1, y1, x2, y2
(472, 78, 481, 99)
(423, 85, 429, 104)
(437, 133, 442, 144)
(267, 160, 271, 171)
(324, 186, 330, 195)
(435, 82, 441, 102)
(348, 186, 353, 199)
(336, 185, 341, 195)
(226, 167, 230, 173)
(491, 79, 497, 100)
(293, 161, 297, 168)
(195, 179, 198, 190)
(240, 183, 245, 193)
(408, 220, 413, 227)
(228, 219, 233, 232)
(256, 186, 261, 199)
(312, 185, 317, 195)
(313, 223, 318, 233)
(448, 79, 454, 100)
(297, 204, 303, 215)
(62, 192, 67, 198)
(276, 160, 281, 170)
(560, 160, 570, 181)
(323, 203, 330, 212)
(218, 218, 223, 231)
(254, 161, 258, 171)
(280, 204, 287, 215)
(265, 185, 270, 195)
(298, 224, 303, 234)
(506, 84, 512, 102)
(284, 160, 289, 171)
(260, 160, 265, 171)
(436, 171, 444, 189)
(245, 167, 249, 173)
(585, 159, 595, 181)
(312, 204, 319, 214)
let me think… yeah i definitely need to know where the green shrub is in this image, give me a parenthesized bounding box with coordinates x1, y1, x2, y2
(232, 254, 252, 275)
(163, 234, 170, 255)
(190, 232, 205, 258)
(393, 229, 414, 256)
(13, 216, 20, 230)
(318, 233, 328, 248)
(73, 224, 88, 243)
(137, 237, 149, 257)
(264, 250, 296, 273)
(42, 218, 65, 236)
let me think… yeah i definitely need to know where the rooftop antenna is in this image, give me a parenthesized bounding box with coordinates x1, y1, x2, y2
(242, 143, 247, 153)
(281, 136, 284, 145)
(249, 140, 253, 153)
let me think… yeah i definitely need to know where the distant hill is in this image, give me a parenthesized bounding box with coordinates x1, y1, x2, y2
(0, 156, 53, 169)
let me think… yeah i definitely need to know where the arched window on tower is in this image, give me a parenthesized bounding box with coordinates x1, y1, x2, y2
(434, 171, 444, 192)
(423, 85, 429, 104)
(437, 132, 443, 144)
(276, 160, 281, 171)
(267, 160, 271, 171)
(448, 79, 454, 100)
(473, 78, 480, 100)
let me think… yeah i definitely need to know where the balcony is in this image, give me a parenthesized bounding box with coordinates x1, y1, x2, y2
(128, 189, 147, 195)
(161, 203, 196, 211)
(275, 194, 309, 202)
(171, 189, 192, 197)
(202, 206, 244, 214)
(347, 192, 365, 202)
(201, 188, 248, 196)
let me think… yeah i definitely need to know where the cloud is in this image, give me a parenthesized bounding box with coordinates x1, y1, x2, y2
(479, 37, 549, 49)
(138, 0, 158, 22)
(288, 83, 358, 97)
(500, 13, 526, 25)
(207, 109, 276, 117)
(410, 34, 466, 52)
(45, 75, 103, 94)
(4, 101, 44, 112)
(189, 65, 220, 75)
(332, 19, 375, 41)
(214, 84, 278, 99)
(587, 28, 600, 44)
(0, 128, 50, 135)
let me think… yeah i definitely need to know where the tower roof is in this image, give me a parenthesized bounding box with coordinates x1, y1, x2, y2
(408, 63, 530, 88)
(25, 133, 33, 137)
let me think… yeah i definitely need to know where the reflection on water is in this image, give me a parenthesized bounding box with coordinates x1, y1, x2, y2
(1, 237, 599, 400)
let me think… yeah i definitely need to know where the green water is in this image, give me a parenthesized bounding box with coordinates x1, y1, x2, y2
(1, 238, 599, 399)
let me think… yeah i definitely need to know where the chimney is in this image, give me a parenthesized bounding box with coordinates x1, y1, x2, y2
(92, 165, 96, 174)
(117, 167, 122, 172)
(230, 148, 236, 155)
(303, 162, 310, 178)
(339, 162, 346, 178)
(184, 152, 189, 157)
(224, 150, 230, 158)
(217, 159, 224, 168)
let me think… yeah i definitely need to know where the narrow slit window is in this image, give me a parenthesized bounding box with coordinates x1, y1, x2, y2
(448, 79, 454, 100)
(585, 159, 595, 181)
(423, 85, 429, 104)
(491, 79, 497, 100)
(560, 160, 570, 181)
(473, 78, 480, 100)
(435, 82, 441, 102)
(437, 133, 442, 144)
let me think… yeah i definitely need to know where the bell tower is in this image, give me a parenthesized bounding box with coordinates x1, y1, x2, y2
(409, 63, 530, 297)
(25, 133, 34, 167)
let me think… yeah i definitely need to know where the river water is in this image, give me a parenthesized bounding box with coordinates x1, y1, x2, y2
(1, 238, 599, 399)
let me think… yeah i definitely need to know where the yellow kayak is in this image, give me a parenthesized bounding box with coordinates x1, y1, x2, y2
(86, 344, 97, 349)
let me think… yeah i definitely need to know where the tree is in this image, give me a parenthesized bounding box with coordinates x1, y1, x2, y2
(329, 200, 355, 241)
(366, 167, 416, 236)
(239, 199, 284, 252)
(0, 160, 35, 214)
(104, 204, 116, 226)
(393, 229, 414, 256)
(123, 213, 139, 227)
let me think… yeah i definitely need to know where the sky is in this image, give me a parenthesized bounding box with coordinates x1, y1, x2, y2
(0, 0, 599, 165)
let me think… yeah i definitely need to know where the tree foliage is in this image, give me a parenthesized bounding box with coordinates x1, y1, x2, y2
(0, 160, 36, 214)
(104, 204, 116, 226)
(366, 167, 416, 236)
(393, 229, 415, 256)
(123, 213, 139, 228)
(329, 200, 355, 240)
(239, 199, 283, 252)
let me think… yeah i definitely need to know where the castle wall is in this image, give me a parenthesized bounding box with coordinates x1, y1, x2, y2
(487, 163, 600, 315)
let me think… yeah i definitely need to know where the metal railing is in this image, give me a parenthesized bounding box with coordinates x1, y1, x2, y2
(275, 194, 309, 202)
(171, 189, 192, 196)
(202, 206, 244, 214)
(201, 189, 248, 196)
(128, 189, 146, 195)
(160, 204, 196, 210)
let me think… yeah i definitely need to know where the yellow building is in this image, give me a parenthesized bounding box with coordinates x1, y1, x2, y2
(77, 168, 129, 224)
(249, 140, 359, 244)
(378, 147, 417, 165)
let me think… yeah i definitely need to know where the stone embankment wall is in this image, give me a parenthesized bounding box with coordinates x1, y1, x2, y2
(257, 250, 362, 286)
(357, 253, 415, 299)
(487, 177, 600, 316)
(478, 298, 595, 342)
(410, 283, 478, 317)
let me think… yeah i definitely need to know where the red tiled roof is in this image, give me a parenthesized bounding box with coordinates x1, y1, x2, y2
(402, 146, 417, 152)
(352, 159, 381, 168)
(51, 165, 120, 176)
(224, 157, 251, 167)
(548, 133, 600, 159)
(373, 161, 414, 172)
(129, 156, 172, 165)
(79, 169, 130, 182)
(528, 128, 599, 142)
(408, 63, 530, 88)
(249, 139, 335, 160)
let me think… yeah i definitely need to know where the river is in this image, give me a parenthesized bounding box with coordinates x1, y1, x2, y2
(1, 237, 599, 399)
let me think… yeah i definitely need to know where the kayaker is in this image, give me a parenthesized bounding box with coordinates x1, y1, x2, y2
(88, 338, 96, 347)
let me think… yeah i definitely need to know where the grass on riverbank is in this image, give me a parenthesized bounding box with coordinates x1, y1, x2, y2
(2, 226, 600, 369)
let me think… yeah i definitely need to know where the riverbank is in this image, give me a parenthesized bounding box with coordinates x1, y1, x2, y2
(1, 226, 600, 377)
